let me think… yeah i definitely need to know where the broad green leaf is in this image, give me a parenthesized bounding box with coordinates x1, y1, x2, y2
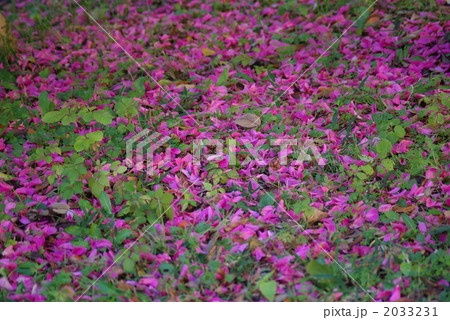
(216, 67, 229, 86)
(203, 182, 212, 191)
(259, 192, 275, 208)
(298, 5, 308, 16)
(93, 109, 113, 125)
(165, 206, 174, 220)
(160, 193, 174, 205)
(89, 177, 106, 198)
(437, 113, 445, 124)
(123, 258, 135, 273)
(98, 191, 112, 216)
(235, 72, 254, 83)
(97, 282, 119, 294)
(306, 260, 336, 288)
(0, 69, 16, 82)
(384, 211, 400, 222)
(356, 171, 367, 180)
(39, 90, 50, 115)
(74, 137, 87, 152)
(134, 77, 146, 93)
(400, 262, 412, 276)
(401, 213, 416, 230)
(39, 68, 51, 79)
(88, 131, 103, 142)
(394, 125, 405, 138)
(361, 164, 374, 175)
(42, 110, 64, 123)
(146, 212, 158, 224)
(226, 169, 239, 179)
(386, 131, 398, 144)
(155, 187, 164, 198)
(116, 229, 132, 243)
(359, 154, 374, 163)
(376, 139, 392, 159)
(428, 208, 442, 216)
(258, 280, 277, 301)
(239, 54, 253, 67)
(381, 158, 394, 171)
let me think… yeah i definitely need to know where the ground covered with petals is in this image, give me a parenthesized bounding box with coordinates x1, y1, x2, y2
(0, 0, 449, 301)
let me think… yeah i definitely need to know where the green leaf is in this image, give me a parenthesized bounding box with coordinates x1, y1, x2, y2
(401, 213, 416, 230)
(259, 192, 275, 208)
(386, 131, 398, 144)
(298, 5, 308, 16)
(356, 171, 367, 180)
(306, 260, 336, 288)
(258, 280, 277, 301)
(376, 139, 392, 159)
(436, 113, 445, 125)
(130, 77, 146, 97)
(123, 258, 135, 273)
(97, 282, 119, 294)
(165, 206, 174, 220)
(39, 68, 51, 79)
(39, 90, 50, 115)
(216, 67, 229, 86)
(400, 262, 412, 276)
(360, 164, 374, 175)
(240, 54, 253, 67)
(235, 72, 254, 83)
(394, 125, 405, 138)
(428, 208, 442, 216)
(98, 191, 113, 216)
(89, 179, 105, 198)
(0, 69, 16, 83)
(42, 110, 63, 123)
(93, 109, 113, 125)
(381, 158, 394, 171)
(226, 169, 239, 179)
(88, 131, 104, 142)
(384, 211, 400, 222)
(160, 193, 174, 205)
(203, 182, 212, 191)
(74, 137, 87, 152)
(65, 226, 83, 237)
(276, 45, 297, 56)
(155, 187, 164, 198)
(159, 262, 175, 274)
(116, 229, 132, 243)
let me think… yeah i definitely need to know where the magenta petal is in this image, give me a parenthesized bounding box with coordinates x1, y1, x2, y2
(389, 285, 401, 302)
(418, 222, 427, 233)
(365, 208, 379, 222)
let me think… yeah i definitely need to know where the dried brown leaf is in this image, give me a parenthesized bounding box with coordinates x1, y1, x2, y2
(249, 239, 263, 251)
(393, 205, 416, 214)
(317, 87, 335, 98)
(235, 113, 261, 128)
(365, 13, 381, 26)
(444, 211, 450, 220)
(304, 208, 329, 224)
(0, 13, 16, 51)
(49, 203, 70, 215)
